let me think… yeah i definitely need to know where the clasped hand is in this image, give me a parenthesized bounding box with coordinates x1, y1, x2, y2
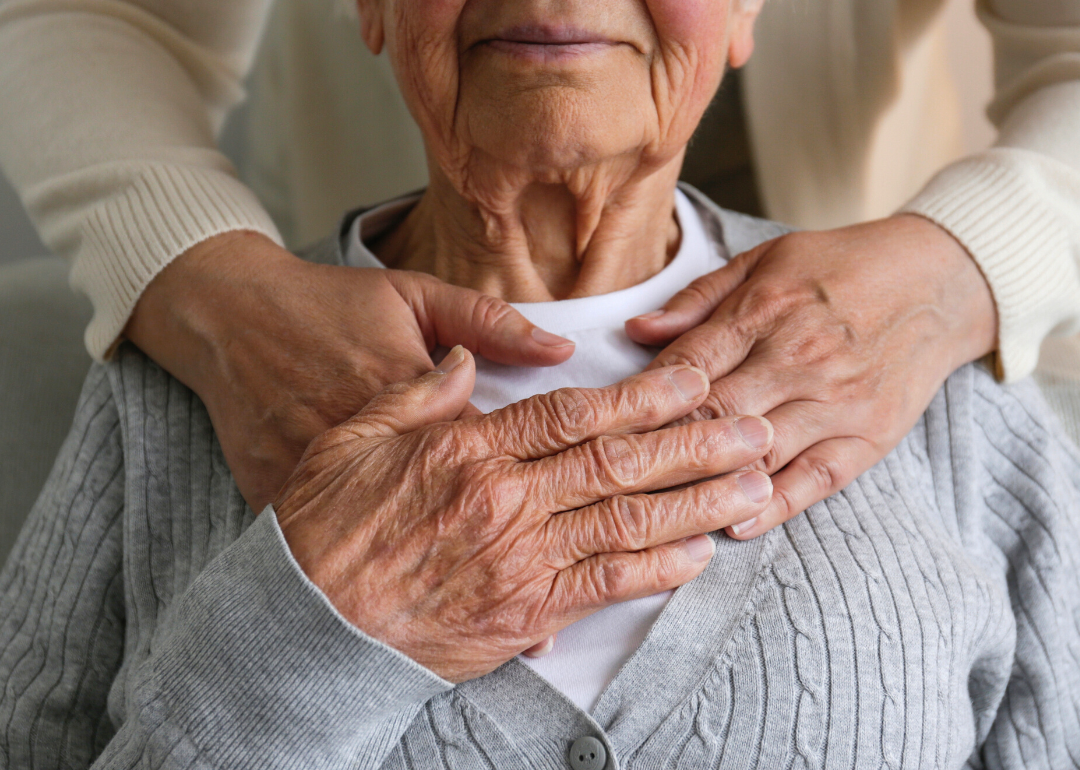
(274, 349, 773, 682)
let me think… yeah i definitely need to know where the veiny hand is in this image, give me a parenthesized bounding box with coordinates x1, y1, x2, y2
(626, 214, 998, 537)
(126, 231, 575, 512)
(274, 347, 775, 682)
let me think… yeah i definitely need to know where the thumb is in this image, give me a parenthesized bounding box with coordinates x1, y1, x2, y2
(346, 346, 477, 439)
(624, 240, 771, 346)
(387, 271, 575, 367)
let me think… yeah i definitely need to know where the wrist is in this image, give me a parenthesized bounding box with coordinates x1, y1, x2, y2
(890, 214, 998, 372)
(124, 230, 300, 394)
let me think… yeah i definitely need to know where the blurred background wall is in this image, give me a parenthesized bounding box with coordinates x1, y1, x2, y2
(0, 0, 996, 268)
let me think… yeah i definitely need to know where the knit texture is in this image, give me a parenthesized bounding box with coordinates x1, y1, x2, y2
(2, 207, 1080, 769)
(902, 148, 1080, 382)
(71, 164, 283, 360)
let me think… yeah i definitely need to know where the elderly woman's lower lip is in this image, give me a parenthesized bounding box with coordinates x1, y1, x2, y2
(485, 40, 614, 60)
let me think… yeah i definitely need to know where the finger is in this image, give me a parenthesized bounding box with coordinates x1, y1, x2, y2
(546, 470, 772, 567)
(521, 634, 556, 658)
(726, 437, 872, 539)
(343, 346, 477, 439)
(481, 365, 711, 460)
(625, 242, 770, 346)
(671, 356, 793, 425)
(642, 302, 761, 379)
(550, 535, 715, 621)
(387, 271, 575, 367)
(754, 399, 858, 474)
(529, 415, 773, 511)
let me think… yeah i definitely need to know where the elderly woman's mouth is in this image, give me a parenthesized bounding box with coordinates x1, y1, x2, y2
(482, 25, 622, 62)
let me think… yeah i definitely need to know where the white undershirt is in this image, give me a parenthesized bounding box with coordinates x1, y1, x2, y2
(345, 190, 724, 712)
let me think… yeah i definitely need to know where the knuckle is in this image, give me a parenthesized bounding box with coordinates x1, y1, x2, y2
(694, 391, 740, 422)
(593, 558, 637, 599)
(802, 454, 846, 497)
(592, 435, 644, 487)
(471, 293, 515, 331)
(652, 547, 683, 586)
(679, 277, 721, 310)
(538, 388, 598, 443)
(608, 495, 651, 550)
(658, 349, 709, 372)
(761, 446, 785, 474)
(363, 379, 424, 420)
(613, 379, 666, 426)
(772, 484, 804, 522)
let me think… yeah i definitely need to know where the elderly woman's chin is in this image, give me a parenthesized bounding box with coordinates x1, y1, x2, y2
(456, 58, 671, 179)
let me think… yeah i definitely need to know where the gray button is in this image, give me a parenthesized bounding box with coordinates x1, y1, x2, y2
(569, 736, 607, 770)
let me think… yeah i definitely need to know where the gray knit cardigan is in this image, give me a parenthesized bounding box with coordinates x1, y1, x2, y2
(2, 192, 1079, 769)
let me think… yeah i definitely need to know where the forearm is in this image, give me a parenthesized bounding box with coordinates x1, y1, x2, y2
(91, 511, 451, 770)
(0, 0, 281, 360)
(901, 1, 1080, 381)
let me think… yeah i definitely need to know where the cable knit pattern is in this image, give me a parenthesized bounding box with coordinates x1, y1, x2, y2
(2, 210, 1080, 769)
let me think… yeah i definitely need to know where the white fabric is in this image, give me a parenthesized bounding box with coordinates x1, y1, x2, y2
(346, 189, 724, 712)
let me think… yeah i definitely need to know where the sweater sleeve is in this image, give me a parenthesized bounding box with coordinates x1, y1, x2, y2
(0, 370, 452, 769)
(90, 509, 453, 770)
(0, 0, 283, 361)
(901, 0, 1080, 382)
(0, 366, 127, 768)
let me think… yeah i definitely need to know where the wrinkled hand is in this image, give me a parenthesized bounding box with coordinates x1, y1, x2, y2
(125, 231, 575, 513)
(274, 347, 774, 682)
(626, 214, 997, 537)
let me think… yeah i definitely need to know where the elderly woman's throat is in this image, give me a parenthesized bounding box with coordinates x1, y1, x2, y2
(374, 162, 684, 302)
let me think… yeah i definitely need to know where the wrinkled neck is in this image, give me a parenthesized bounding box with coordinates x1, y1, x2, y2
(371, 153, 684, 302)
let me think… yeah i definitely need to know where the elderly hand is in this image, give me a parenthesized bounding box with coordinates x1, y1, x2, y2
(126, 231, 575, 513)
(274, 347, 774, 682)
(626, 214, 998, 537)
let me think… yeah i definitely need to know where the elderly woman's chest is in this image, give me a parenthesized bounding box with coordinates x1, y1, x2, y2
(379, 467, 1012, 770)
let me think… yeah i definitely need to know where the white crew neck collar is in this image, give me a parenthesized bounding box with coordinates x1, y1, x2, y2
(344, 189, 718, 334)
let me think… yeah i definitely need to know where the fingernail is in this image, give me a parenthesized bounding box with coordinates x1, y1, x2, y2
(526, 636, 555, 658)
(669, 367, 708, 401)
(435, 345, 466, 374)
(735, 416, 771, 449)
(632, 309, 666, 321)
(531, 328, 574, 348)
(737, 472, 772, 504)
(684, 534, 715, 562)
(729, 517, 758, 536)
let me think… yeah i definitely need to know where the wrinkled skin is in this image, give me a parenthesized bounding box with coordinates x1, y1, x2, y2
(627, 213, 997, 537)
(272, 0, 769, 662)
(358, 0, 760, 300)
(275, 350, 773, 682)
(127, 230, 575, 512)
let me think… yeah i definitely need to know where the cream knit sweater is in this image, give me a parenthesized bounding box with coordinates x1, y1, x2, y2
(0, 0, 1078, 377)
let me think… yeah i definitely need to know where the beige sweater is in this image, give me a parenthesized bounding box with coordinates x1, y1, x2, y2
(0, 0, 1078, 379)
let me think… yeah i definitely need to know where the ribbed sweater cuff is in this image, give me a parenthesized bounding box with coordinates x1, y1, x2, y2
(69, 163, 283, 362)
(901, 151, 1080, 382)
(136, 508, 452, 768)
